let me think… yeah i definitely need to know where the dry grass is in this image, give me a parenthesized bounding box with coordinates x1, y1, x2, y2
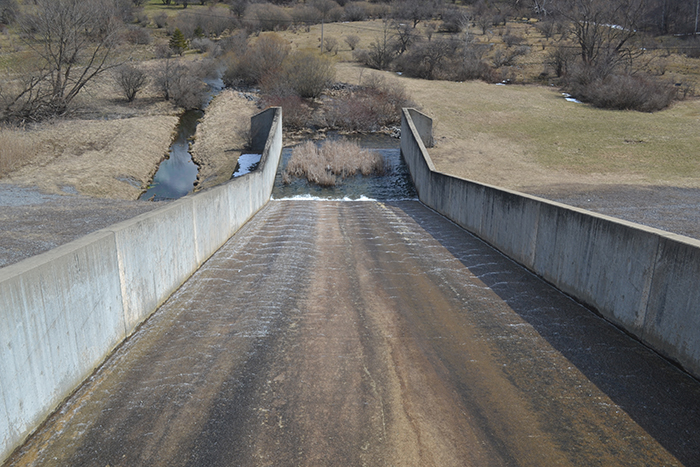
(283, 139, 386, 186)
(0, 128, 39, 177)
(330, 62, 700, 191)
(190, 89, 258, 191)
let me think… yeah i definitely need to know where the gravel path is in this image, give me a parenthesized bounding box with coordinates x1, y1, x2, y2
(527, 184, 700, 241)
(0, 184, 163, 268)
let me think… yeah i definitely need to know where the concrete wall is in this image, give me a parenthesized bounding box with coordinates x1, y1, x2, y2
(401, 108, 700, 380)
(0, 107, 283, 463)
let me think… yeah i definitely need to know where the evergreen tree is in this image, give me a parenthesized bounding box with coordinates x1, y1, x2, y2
(169, 28, 188, 55)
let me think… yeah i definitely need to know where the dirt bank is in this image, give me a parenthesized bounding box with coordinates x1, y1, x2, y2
(2, 116, 179, 199)
(191, 89, 258, 192)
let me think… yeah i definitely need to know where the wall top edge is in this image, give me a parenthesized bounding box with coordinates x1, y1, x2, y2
(401, 109, 700, 249)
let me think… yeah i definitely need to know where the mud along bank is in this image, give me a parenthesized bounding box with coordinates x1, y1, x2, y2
(0, 108, 282, 464)
(401, 108, 700, 381)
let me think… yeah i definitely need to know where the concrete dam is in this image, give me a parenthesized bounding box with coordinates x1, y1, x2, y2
(2, 108, 700, 466)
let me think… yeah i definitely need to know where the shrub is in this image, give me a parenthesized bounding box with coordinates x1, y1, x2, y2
(114, 63, 148, 102)
(282, 51, 335, 98)
(153, 12, 168, 28)
(291, 5, 321, 25)
(324, 36, 338, 54)
(155, 60, 208, 109)
(546, 45, 577, 78)
(324, 73, 412, 131)
(343, 2, 367, 21)
(566, 66, 677, 112)
(223, 32, 290, 86)
(244, 3, 291, 32)
(190, 37, 217, 54)
(283, 139, 385, 186)
(394, 39, 456, 80)
(492, 46, 528, 68)
(0, 0, 18, 25)
(261, 94, 312, 130)
(345, 34, 360, 50)
(327, 6, 344, 22)
(503, 31, 524, 48)
(355, 26, 397, 70)
(123, 24, 152, 45)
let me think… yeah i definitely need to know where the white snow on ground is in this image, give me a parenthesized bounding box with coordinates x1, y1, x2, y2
(562, 93, 583, 103)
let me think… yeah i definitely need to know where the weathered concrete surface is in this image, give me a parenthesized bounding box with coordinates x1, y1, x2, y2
(0, 108, 282, 464)
(401, 108, 700, 380)
(6, 200, 700, 467)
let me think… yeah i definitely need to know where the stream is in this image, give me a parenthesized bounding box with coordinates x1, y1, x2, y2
(139, 78, 224, 201)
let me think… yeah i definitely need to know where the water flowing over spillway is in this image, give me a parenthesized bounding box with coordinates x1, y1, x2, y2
(9, 199, 700, 466)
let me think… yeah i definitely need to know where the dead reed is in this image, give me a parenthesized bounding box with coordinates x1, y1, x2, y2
(0, 128, 38, 177)
(283, 139, 386, 187)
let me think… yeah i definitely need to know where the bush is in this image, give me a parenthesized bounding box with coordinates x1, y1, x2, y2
(283, 139, 385, 186)
(503, 30, 524, 48)
(155, 60, 208, 109)
(0, 0, 18, 25)
(260, 94, 312, 129)
(343, 2, 367, 21)
(394, 39, 456, 80)
(282, 51, 335, 98)
(345, 34, 360, 50)
(123, 24, 151, 45)
(114, 63, 148, 102)
(244, 3, 291, 32)
(223, 32, 290, 86)
(153, 12, 168, 28)
(492, 46, 528, 68)
(324, 36, 338, 54)
(291, 5, 321, 25)
(324, 73, 412, 131)
(566, 66, 677, 112)
(190, 37, 217, 54)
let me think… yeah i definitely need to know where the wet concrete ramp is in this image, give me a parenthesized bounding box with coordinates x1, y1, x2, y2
(7, 200, 700, 467)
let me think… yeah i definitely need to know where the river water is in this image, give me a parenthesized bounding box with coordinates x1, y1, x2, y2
(272, 134, 417, 201)
(139, 78, 224, 201)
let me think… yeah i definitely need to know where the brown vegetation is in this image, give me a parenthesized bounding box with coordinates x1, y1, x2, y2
(283, 139, 386, 186)
(0, 128, 38, 177)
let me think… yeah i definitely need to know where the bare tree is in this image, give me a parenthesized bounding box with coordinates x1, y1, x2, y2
(114, 62, 148, 102)
(345, 34, 360, 50)
(554, 0, 645, 71)
(1, 0, 124, 121)
(392, 0, 437, 28)
(393, 21, 418, 56)
(155, 59, 207, 109)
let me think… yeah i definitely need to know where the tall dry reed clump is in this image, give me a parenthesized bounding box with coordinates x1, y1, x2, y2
(0, 128, 38, 177)
(283, 139, 386, 187)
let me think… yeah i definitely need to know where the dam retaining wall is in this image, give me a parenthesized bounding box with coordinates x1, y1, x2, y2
(401, 108, 700, 380)
(0, 107, 283, 463)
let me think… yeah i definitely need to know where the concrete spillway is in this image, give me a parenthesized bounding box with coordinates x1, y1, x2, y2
(6, 200, 700, 467)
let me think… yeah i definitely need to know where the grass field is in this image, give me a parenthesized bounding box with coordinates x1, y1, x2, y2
(332, 62, 700, 191)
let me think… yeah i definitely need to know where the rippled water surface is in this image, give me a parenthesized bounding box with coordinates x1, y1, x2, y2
(272, 135, 417, 200)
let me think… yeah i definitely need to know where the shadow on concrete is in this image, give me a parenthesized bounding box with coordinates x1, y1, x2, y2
(396, 200, 700, 467)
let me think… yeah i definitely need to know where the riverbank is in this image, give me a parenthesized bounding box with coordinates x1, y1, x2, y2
(191, 89, 258, 192)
